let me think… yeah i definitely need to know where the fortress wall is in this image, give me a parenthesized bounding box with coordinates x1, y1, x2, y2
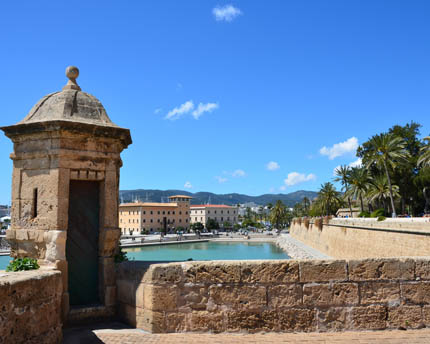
(289, 218, 430, 259)
(116, 258, 430, 333)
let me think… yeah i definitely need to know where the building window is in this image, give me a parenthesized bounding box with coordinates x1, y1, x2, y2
(150, 211, 153, 215)
(179, 219, 182, 223)
(173, 211, 175, 215)
(186, 219, 188, 222)
(158, 211, 160, 215)
(144, 211, 146, 215)
(143, 219, 146, 223)
(150, 219, 153, 223)
(163, 211, 165, 215)
(221, 210, 223, 214)
(179, 211, 182, 215)
(186, 211, 188, 215)
(221, 217, 223, 221)
(200, 217, 203, 221)
(215, 211, 217, 214)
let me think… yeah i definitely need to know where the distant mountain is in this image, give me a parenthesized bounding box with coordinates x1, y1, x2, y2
(119, 189, 318, 207)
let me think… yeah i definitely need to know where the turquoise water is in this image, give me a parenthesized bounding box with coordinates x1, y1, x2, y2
(0, 255, 11, 270)
(124, 241, 290, 261)
(0, 242, 289, 270)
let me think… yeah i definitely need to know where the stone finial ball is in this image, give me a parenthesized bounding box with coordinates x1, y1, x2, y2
(66, 66, 79, 80)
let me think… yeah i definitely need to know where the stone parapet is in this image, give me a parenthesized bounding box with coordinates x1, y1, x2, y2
(290, 218, 430, 258)
(0, 269, 63, 343)
(116, 258, 430, 333)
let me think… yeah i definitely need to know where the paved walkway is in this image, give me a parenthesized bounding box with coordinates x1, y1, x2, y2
(64, 325, 430, 344)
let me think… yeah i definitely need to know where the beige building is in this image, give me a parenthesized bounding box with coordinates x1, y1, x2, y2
(119, 195, 191, 235)
(190, 204, 238, 228)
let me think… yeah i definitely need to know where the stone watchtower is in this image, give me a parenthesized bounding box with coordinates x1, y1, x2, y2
(1, 66, 132, 321)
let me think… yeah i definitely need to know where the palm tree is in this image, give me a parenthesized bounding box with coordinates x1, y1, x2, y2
(418, 136, 430, 167)
(334, 165, 353, 217)
(347, 167, 370, 212)
(269, 200, 287, 229)
(302, 197, 310, 213)
(318, 182, 342, 216)
(367, 175, 400, 213)
(364, 133, 410, 217)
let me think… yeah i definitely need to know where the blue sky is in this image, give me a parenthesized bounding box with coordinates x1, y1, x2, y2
(1, 1, 430, 204)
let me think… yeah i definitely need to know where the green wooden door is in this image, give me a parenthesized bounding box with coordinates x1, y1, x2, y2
(66, 180, 100, 306)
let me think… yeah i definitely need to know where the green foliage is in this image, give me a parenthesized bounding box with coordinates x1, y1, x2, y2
(358, 211, 370, 218)
(269, 200, 288, 229)
(6, 257, 39, 272)
(206, 218, 220, 230)
(377, 216, 386, 221)
(233, 223, 241, 231)
(114, 248, 129, 263)
(190, 222, 204, 231)
(370, 209, 385, 218)
(223, 221, 232, 229)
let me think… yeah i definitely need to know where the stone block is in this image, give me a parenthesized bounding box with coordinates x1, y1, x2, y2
(209, 285, 266, 312)
(145, 263, 184, 284)
(105, 286, 116, 307)
(54, 260, 68, 292)
(116, 279, 136, 306)
(5, 229, 15, 240)
(227, 310, 277, 332)
(117, 302, 137, 327)
(103, 197, 118, 227)
(192, 261, 241, 284)
(165, 313, 186, 332)
(415, 259, 430, 280)
(44, 230, 66, 262)
(188, 311, 226, 333)
(136, 309, 165, 333)
(423, 305, 430, 325)
(100, 257, 115, 286)
(303, 282, 358, 307)
(401, 282, 430, 304)
(268, 284, 302, 309)
(241, 261, 299, 283)
(299, 260, 347, 282)
(360, 282, 400, 305)
(16, 229, 29, 241)
(388, 306, 423, 329)
(144, 284, 177, 311)
(317, 307, 350, 331)
(351, 305, 387, 330)
(99, 227, 120, 257)
(277, 308, 317, 332)
(177, 285, 208, 311)
(349, 258, 415, 281)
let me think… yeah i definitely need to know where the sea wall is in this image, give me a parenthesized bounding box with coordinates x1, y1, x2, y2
(289, 217, 430, 259)
(116, 258, 430, 333)
(0, 269, 63, 344)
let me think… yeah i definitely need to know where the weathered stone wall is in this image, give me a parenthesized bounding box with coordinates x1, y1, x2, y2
(289, 218, 430, 258)
(116, 258, 430, 333)
(0, 269, 63, 343)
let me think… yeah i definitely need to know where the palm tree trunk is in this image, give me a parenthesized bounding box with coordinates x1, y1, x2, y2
(360, 195, 364, 212)
(348, 197, 353, 217)
(383, 160, 396, 217)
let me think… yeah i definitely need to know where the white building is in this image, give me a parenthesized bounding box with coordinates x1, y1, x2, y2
(190, 204, 238, 227)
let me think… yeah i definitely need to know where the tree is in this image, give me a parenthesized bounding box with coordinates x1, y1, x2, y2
(302, 197, 311, 214)
(367, 175, 400, 213)
(269, 200, 287, 229)
(347, 167, 370, 212)
(418, 136, 430, 167)
(363, 133, 410, 217)
(206, 218, 219, 231)
(223, 221, 232, 229)
(318, 182, 342, 216)
(191, 222, 204, 232)
(334, 165, 353, 217)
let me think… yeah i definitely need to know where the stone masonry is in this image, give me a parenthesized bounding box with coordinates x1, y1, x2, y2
(116, 257, 430, 333)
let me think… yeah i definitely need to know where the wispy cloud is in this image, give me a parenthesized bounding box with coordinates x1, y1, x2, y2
(154, 108, 162, 114)
(215, 176, 228, 184)
(184, 181, 192, 189)
(266, 161, 280, 171)
(165, 100, 218, 120)
(284, 172, 316, 186)
(192, 102, 219, 119)
(165, 101, 194, 120)
(320, 137, 359, 160)
(280, 185, 286, 191)
(213, 4, 242, 22)
(232, 169, 246, 177)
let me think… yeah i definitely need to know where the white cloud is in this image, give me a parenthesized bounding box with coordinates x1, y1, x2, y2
(284, 172, 316, 186)
(192, 102, 219, 119)
(215, 176, 228, 183)
(213, 4, 242, 22)
(165, 100, 194, 120)
(279, 185, 286, 191)
(266, 161, 280, 171)
(333, 158, 363, 176)
(232, 169, 246, 177)
(320, 137, 359, 160)
(184, 181, 192, 189)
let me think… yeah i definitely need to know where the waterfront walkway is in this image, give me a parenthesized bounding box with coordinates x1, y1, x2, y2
(64, 325, 430, 343)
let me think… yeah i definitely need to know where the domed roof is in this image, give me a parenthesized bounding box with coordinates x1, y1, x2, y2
(19, 66, 118, 128)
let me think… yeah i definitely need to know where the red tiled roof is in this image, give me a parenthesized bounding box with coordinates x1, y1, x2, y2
(190, 204, 236, 208)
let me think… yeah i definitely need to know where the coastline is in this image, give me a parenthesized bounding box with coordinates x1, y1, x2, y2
(276, 233, 331, 259)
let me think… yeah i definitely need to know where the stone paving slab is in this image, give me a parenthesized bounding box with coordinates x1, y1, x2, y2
(64, 327, 430, 344)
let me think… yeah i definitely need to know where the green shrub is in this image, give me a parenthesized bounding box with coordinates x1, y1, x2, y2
(6, 257, 39, 272)
(377, 216, 386, 222)
(359, 211, 370, 218)
(370, 209, 385, 218)
(114, 248, 129, 263)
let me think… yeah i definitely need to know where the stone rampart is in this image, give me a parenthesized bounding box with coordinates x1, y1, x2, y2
(116, 258, 430, 333)
(290, 218, 430, 258)
(0, 269, 63, 343)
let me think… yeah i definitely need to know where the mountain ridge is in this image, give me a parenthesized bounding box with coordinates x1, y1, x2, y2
(119, 189, 318, 207)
